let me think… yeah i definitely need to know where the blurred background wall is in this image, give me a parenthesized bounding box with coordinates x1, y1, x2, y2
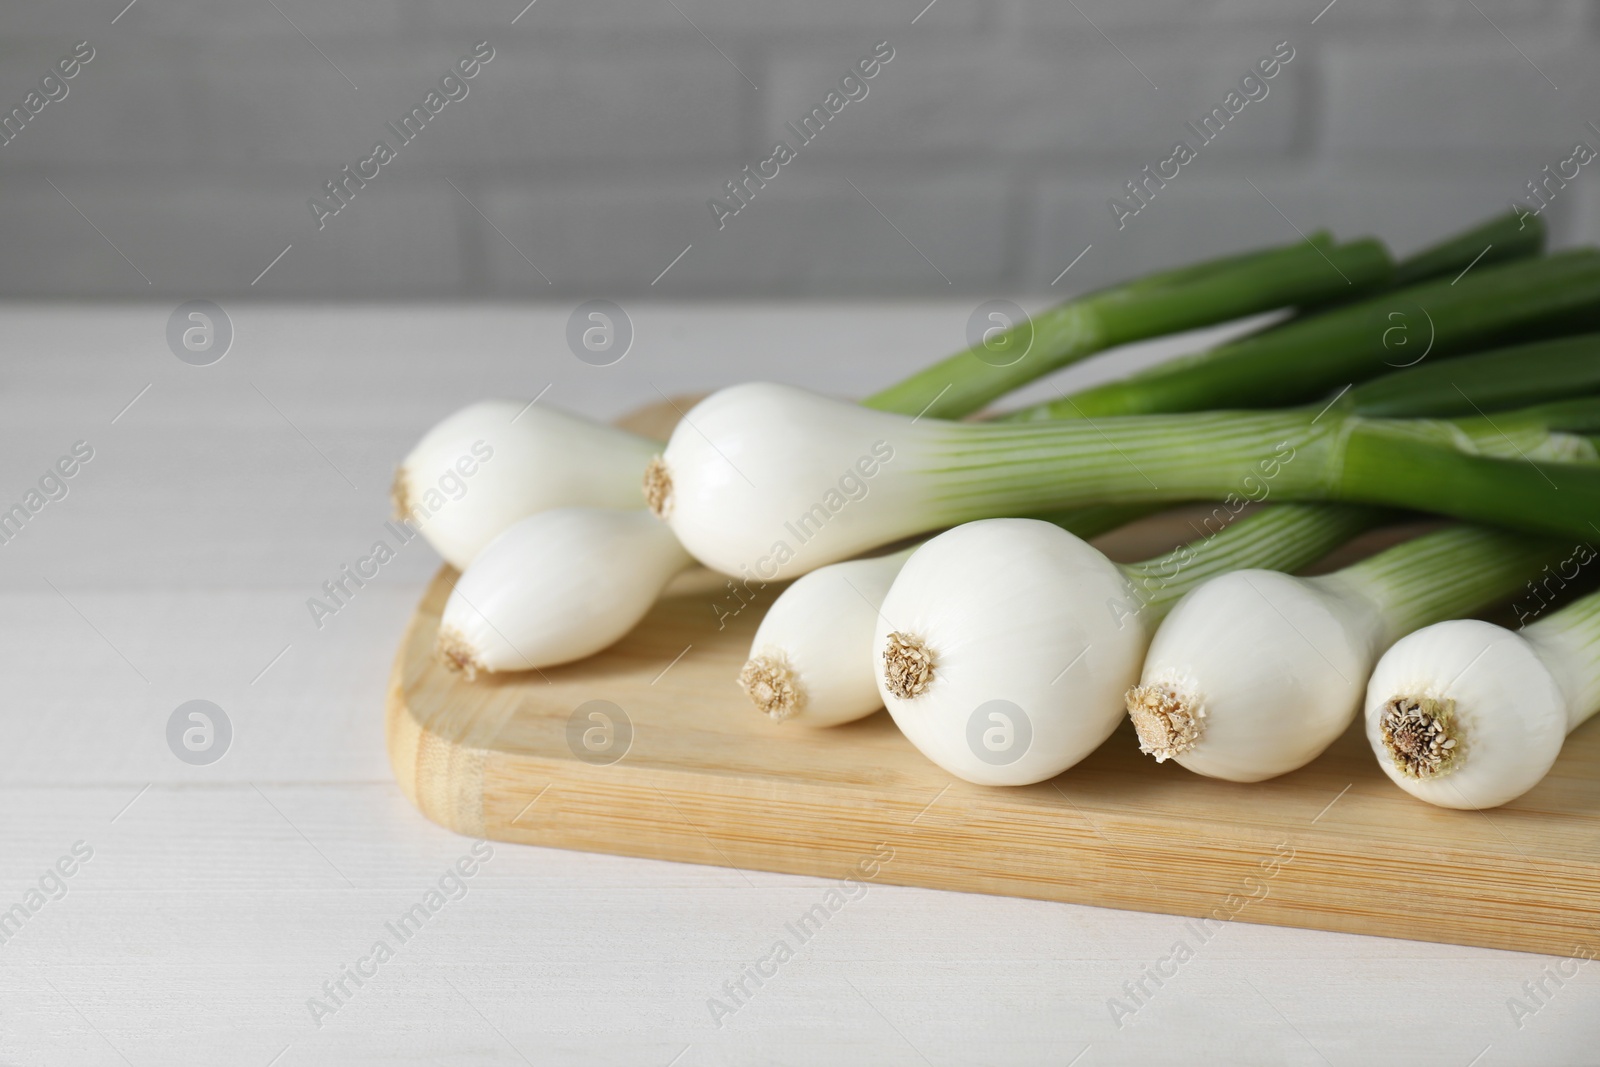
(1, 0, 1597, 300)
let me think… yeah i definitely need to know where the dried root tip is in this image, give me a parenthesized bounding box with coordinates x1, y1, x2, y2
(1126, 682, 1204, 763)
(883, 632, 936, 700)
(390, 466, 412, 523)
(738, 653, 803, 722)
(1381, 695, 1461, 780)
(643, 455, 673, 519)
(436, 626, 485, 682)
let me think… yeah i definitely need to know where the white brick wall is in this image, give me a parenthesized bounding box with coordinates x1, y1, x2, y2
(1322, 37, 1581, 158)
(764, 39, 1306, 158)
(0, 178, 468, 297)
(0, 0, 1594, 297)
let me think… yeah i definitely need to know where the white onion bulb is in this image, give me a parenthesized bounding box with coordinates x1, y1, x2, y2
(1128, 570, 1382, 783)
(649, 383, 942, 580)
(1363, 588, 1600, 809)
(436, 507, 691, 675)
(396, 400, 660, 570)
(873, 519, 1145, 786)
(739, 548, 914, 726)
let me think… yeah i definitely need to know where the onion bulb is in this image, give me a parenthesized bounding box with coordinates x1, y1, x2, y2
(874, 519, 1140, 785)
(395, 400, 660, 570)
(1127, 569, 1383, 782)
(1363, 586, 1600, 808)
(436, 507, 691, 676)
(739, 548, 914, 726)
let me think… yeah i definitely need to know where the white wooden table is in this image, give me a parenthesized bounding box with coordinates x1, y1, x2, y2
(1, 302, 1592, 1066)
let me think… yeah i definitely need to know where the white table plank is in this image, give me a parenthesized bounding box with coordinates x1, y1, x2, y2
(3, 785, 1591, 1067)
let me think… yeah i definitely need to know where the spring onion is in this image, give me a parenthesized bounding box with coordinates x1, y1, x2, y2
(394, 401, 660, 570)
(1363, 586, 1600, 809)
(740, 546, 914, 726)
(649, 383, 1600, 580)
(870, 506, 1381, 785)
(1127, 527, 1569, 782)
(436, 507, 692, 676)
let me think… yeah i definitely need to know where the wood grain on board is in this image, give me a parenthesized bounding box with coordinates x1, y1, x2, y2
(386, 404, 1600, 957)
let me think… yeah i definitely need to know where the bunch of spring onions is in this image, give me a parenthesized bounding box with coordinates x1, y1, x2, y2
(428, 229, 1394, 674)
(744, 343, 1600, 733)
(397, 208, 1600, 808)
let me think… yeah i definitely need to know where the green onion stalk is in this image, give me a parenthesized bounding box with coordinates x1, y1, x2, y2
(1037, 326, 1600, 538)
(855, 235, 1395, 539)
(872, 210, 1548, 426)
(1388, 207, 1544, 288)
(865, 214, 1556, 537)
(1043, 331, 1600, 538)
(1341, 332, 1600, 418)
(1000, 248, 1600, 423)
(861, 236, 1392, 422)
(1243, 208, 1547, 330)
(761, 216, 1562, 545)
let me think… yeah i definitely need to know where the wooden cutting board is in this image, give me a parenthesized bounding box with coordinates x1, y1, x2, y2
(386, 404, 1600, 957)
